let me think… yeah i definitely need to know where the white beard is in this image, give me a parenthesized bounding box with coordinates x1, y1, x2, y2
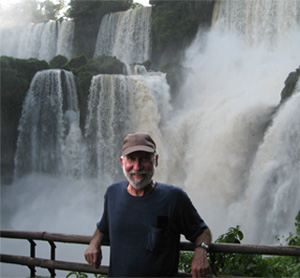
(123, 166, 154, 190)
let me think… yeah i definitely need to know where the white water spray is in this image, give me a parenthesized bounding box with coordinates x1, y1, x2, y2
(0, 20, 74, 61)
(213, 0, 300, 49)
(244, 81, 300, 243)
(1, 1, 300, 276)
(94, 7, 152, 64)
(160, 0, 300, 243)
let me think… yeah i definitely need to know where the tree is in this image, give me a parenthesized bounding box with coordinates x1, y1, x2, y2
(0, 0, 66, 27)
(39, 0, 66, 21)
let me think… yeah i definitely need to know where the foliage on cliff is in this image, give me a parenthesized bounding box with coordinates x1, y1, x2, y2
(0, 53, 125, 183)
(1, 56, 49, 122)
(280, 66, 300, 104)
(61, 54, 125, 130)
(68, 0, 133, 58)
(0, 56, 49, 183)
(149, 0, 215, 100)
(150, 0, 215, 66)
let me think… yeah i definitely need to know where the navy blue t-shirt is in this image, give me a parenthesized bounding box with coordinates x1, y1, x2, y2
(97, 181, 208, 277)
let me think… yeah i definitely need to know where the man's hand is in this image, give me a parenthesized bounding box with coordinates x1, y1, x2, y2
(84, 244, 102, 268)
(192, 228, 212, 277)
(191, 248, 210, 277)
(84, 229, 104, 269)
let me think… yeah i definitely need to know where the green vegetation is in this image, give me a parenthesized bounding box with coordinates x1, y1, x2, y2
(211, 226, 272, 276)
(62, 54, 125, 130)
(1, 56, 49, 183)
(0, 0, 66, 24)
(152, 1, 200, 52)
(150, 0, 214, 66)
(50, 55, 68, 68)
(0, 53, 125, 183)
(180, 211, 300, 277)
(66, 272, 106, 278)
(66, 213, 299, 278)
(280, 67, 300, 104)
(149, 0, 215, 99)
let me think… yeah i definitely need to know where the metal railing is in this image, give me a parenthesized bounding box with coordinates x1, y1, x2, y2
(1, 229, 300, 277)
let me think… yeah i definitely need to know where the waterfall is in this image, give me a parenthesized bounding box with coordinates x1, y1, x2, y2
(14, 69, 83, 178)
(0, 20, 74, 61)
(94, 7, 152, 64)
(14, 69, 170, 182)
(84, 72, 171, 183)
(212, 0, 300, 48)
(164, 0, 300, 243)
(2, 5, 300, 275)
(244, 80, 300, 243)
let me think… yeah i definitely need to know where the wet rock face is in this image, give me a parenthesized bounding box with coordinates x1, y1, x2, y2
(280, 67, 300, 104)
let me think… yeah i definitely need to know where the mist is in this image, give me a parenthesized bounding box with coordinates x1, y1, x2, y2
(1, 1, 300, 277)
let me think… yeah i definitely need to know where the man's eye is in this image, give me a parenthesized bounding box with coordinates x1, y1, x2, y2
(141, 156, 151, 162)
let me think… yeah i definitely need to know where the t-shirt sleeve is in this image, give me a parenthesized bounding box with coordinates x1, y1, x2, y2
(177, 190, 208, 243)
(97, 192, 109, 235)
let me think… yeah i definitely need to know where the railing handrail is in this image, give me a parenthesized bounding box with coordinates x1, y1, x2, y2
(1, 229, 300, 256)
(1, 229, 300, 278)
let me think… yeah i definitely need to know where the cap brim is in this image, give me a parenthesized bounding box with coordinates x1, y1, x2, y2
(122, 145, 155, 156)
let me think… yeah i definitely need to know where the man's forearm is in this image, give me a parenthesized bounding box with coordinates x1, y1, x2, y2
(195, 228, 212, 247)
(90, 228, 104, 248)
(85, 228, 104, 268)
(191, 228, 212, 277)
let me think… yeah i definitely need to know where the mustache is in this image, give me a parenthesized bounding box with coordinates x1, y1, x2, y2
(129, 170, 148, 175)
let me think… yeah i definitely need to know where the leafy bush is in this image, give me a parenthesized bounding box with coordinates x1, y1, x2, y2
(179, 211, 300, 277)
(50, 55, 68, 68)
(271, 211, 300, 277)
(211, 226, 272, 277)
(64, 54, 88, 73)
(86, 55, 125, 74)
(66, 272, 106, 278)
(179, 251, 194, 273)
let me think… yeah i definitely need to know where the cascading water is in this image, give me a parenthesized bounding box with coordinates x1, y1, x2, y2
(212, 0, 300, 49)
(244, 80, 300, 243)
(94, 7, 152, 65)
(162, 0, 300, 243)
(0, 20, 74, 61)
(84, 72, 171, 183)
(14, 69, 83, 178)
(1, 1, 300, 276)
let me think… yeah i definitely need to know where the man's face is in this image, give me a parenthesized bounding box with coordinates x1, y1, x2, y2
(121, 151, 158, 189)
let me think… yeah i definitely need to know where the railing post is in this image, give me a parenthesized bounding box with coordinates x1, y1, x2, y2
(209, 252, 217, 276)
(28, 239, 36, 278)
(48, 241, 56, 278)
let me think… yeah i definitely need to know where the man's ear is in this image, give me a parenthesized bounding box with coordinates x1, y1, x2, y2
(120, 156, 124, 165)
(155, 154, 159, 167)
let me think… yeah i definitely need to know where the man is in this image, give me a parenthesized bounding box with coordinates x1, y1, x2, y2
(85, 132, 212, 277)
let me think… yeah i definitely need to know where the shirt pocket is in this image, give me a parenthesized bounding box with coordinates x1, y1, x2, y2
(146, 226, 167, 252)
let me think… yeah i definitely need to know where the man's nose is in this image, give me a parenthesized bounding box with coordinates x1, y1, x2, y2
(133, 159, 142, 170)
